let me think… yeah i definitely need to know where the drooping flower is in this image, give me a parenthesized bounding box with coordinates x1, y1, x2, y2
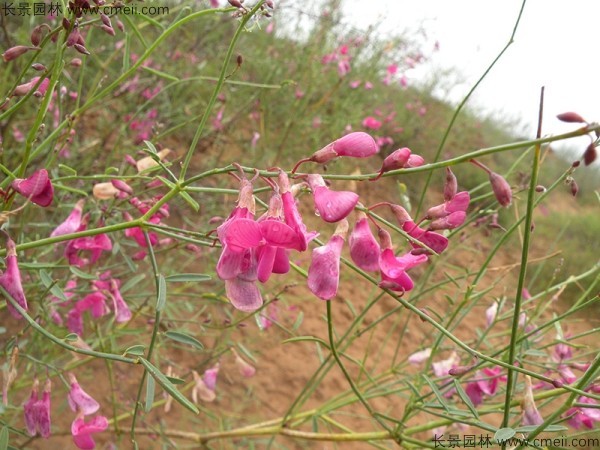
(485, 302, 499, 328)
(307, 220, 348, 300)
(426, 192, 470, 220)
(232, 348, 256, 377)
(307, 174, 359, 223)
(51, 200, 85, 238)
(464, 366, 505, 406)
(191, 370, 216, 403)
(408, 348, 432, 365)
(348, 211, 381, 272)
(67, 374, 100, 416)
(64, 216, 112, 268)
(362, 116, 382, 130)
(24, 378, 51, 438)
(522, 375, 544, 426)
(565, 396, 600, 429)
(432, 351, 460, 377)
(278, 170, 317, 251)
(403, 220, 449, 254)
(11, 169, 54, 207)
(0, 237, 28, 319)
(371, 147, 413, 181)
(71, 416, 109, 450)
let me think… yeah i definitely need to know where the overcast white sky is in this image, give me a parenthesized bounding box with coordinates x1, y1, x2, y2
(341, 0, 599, 155)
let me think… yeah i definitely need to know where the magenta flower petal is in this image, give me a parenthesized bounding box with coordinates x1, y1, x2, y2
(24, 380, 40, 436)
(332, 132, 378, 158)
(273, 248, 290, 274)
(259, 220, 304, 250)
(308, 234, 345, 300)
(403, 221, 448, 253)
(349, 215, 380, 272)
(51, 200, 85, 238)
(308, 176, 359, 223)
(216, 247, 246, 280)
(35, 385, 51, 438)
(279, 171, 317, 251)
(0, 238, 28, 319)
(68, 374, 100, 415)
(225, 277, 263, 312)
(203, 364, 220, 391)
(110, 279, 131, 323)
(71, 416, 108, 450)
(224, 218, 263, 251)
(11, 169, 54, 207)
(257, 245, 277, 283)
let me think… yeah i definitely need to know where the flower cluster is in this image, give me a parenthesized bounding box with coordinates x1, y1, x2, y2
(216, 132, 470, 311)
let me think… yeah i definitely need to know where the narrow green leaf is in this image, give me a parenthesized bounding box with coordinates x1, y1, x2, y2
(452, 379, 480, 419)
(494, 427, 516, 442)
(292, 311, 304, 330)
(164, 331, 203, 350)
(179, 190, 200, 212)
(69, 266, 97, 280)
(166, 376, 186, 385)
(164, 273, 211, 283)
(123, 345, 146, 356)
(39, 270, 67, 302)
(157, 176, 175, 189)
(58, 164, 77, 175)
(156, 274, 166, 311)
(282, 336, 329, 348)
(144, 375, 155, 413)
(514, 424, 568, 433)
(0, 427, 9, 450)
(138, 357, 199, 414)
(143, 140, 158, 154)
(64, 333, 79, 342)
(422, 375, 450, 411)
(121, 274, 146, 293)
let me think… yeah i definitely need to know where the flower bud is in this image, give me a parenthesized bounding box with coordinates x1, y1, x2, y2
(556, 112, 586, 123)
(444, 167, 458, 201)
(489, 172, 512, 207)
(2, 45, 38, 62)
(570, 179, 579, 197)
(31, 63, 46, 71)
(92, 182, 119, 199)
(70, 58, 82, 67)
(583, 143, 597, 166)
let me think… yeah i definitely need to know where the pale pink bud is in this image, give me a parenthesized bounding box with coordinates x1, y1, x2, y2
(232, 348, 256, 377)
(444, 167, 458, 201)
(556, 112, 586, 123)
(428, 211, 466, 230)
(373, 147, 411, 180)
(405, 154, 425, 168)
(307, 174, 359, 223)
(110, 179, 133, 195)
(70, 58, 82, 67)
(2, 45, 38, 62)
(31, 63, 46, 71)
(100, 24, 116, 37)
(92, 182, 119, 200)
(349, 212, 380, 272)
(485, 302, 498, 328)
(307, 220, 348, 300)
(0, 238, 29, 318)
(67, 374, 100, 415)
(522, 375, 544, 426)
(136, 148, 171, 172)
(408, 348, 431, 364)
(489, 172, 512, 207)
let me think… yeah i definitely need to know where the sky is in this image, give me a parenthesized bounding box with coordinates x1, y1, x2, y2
(341, 0, 599, 156)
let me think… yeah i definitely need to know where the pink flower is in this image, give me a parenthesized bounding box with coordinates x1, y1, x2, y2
(377, 228, 427, 292)
(0, 237, 28, 319)
(11, 169, 53, 207)
(405, 154, 425, 168)
(489, 172, 512, 207)
(232, 348, 256, 377)
(192, 370, 216, 403)
(566, 396, 600, 429)
(432, 352, 460, 377)
(372, 147, 412, 180)
(307, 174, 359, 223)
(426, 192, 470, 220)
(51, 200, 85, 238)
(362, 116, 382, 130)
(522, 376, 544, 426)
(278, 171, 318, 252)
(65, 222, 112, 268)
(225, 275, 263, 312)
(348, 212, 380, 272)
(485, 302, 498, 328)
(71, 416, 108, 450)
(364, 81, 373, 90)
(408, 348, 431, 364)
(349, 80, 361, 88)
(465, 367, 505, 406)
(13, 76, 49, 97)
(203, 364, 220, 391)
(403, 221, 449, 254)
(24, 378, 51, 438)
(68, 374, 100, 415)
(308, 220, 348, 300)
(108, 278, 132, 323)
(428, 211, 466, 231)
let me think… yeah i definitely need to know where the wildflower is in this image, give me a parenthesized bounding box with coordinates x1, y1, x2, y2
(377, 228, 427, 292)
(68, 374, 100, 415)
(444, 167, 458, 201)
(0, 237, 28, 319)
(470, 159, 512, 207)
(24, 378, 51, 438)
(51, 200, 85, 238)
(565, 396, 600, 429)
(432, 352, 460, 377)
(348, 212, 380, 272)
(191, 370, 216, 403)
(522, 375, 544, 426)
(406, 154, 425, 168)
(11, 169, 54, 207)
(291, 132, 378, 173)
(362, 116, 382, 130)
(278, 171, 317, 251)
(13, 77, 49, 97)
(428, 211, 466, 231)
(403, 220, 449, 254)
(465, 367, 504, 406)
(556, 112, 586, 123)
(64, 219, 112, 268)
(225, 275, 262, 312)
(485, 302, 499, 328)
(307, 174, 359, 223)
(426, 191, 470, 220)
(71, 416, 109, 450)
(308, 220, 348, 300)
(408, 348, 432, 364)
(2, 45, 39, 62)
